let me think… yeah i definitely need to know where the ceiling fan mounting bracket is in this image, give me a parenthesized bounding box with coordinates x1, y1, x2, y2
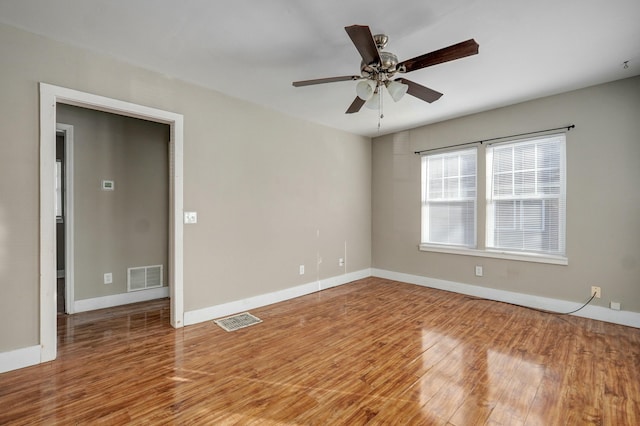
(373, 33, 388, 50)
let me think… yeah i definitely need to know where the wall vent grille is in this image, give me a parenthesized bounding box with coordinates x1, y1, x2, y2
(127, 265, 163, 292)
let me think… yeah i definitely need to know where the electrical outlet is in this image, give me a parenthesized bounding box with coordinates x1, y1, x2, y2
(339, 258, 344, 267)
(104, 272, 113, 284)
(475, 265, 483, 277)
(299, 265, 305, 275)
(591, 286, 601, 298)
(610, 301, 621, 310)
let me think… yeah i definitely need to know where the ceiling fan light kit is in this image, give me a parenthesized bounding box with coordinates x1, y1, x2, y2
(356, 79, 377, 100)
(386, 80, 409, 102)
(292, 24, 479, 127)
(365, 90, 380, 110)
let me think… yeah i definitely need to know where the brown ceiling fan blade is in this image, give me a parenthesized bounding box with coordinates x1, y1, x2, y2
(399, 39, 479, 73)
(397, 78, 443, 103)
(345, 97, 365, 114)
(345, 25, 381, 66)
(292, 75, 360, 87)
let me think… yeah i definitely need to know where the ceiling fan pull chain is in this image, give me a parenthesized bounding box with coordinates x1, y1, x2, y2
(378, 83, 384, 131)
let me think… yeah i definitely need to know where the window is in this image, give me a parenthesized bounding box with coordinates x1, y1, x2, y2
(421, 148, 477, 248)
(486, 134, 566, 255)
(419, 133, 567, 263)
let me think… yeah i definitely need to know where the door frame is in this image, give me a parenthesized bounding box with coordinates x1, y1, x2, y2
(56, 123, 75, 314)
(39, 83, 184, 362)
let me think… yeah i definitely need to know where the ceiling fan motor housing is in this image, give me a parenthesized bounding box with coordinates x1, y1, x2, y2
(360, 35, 399, 83)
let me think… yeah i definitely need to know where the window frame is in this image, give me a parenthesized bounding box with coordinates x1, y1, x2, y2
(419, 133, 568, 266)
(486, 134, 566, 257)
(421, 147, 478, 249)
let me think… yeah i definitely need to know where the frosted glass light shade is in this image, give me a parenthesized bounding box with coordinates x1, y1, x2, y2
(356, 80, 376, 100)
(387, 80, 409, 102)
(365, 91, 380, 109)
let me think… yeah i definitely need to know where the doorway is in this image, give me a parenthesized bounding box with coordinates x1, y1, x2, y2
(56, 105, 170, 315)
(40, 83, 184, 363)
(55, 123, 75, 315)
(56, 129, 65, 314)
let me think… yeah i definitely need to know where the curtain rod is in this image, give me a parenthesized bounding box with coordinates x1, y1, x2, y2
(413, 124, 575, 155)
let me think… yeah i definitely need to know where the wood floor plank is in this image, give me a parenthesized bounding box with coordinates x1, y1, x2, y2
(1, 277, 639, 425)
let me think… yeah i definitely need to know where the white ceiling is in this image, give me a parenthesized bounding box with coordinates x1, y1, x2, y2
(1, 0, 639, 137)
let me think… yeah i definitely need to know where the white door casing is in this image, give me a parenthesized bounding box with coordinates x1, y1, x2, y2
(39, 83, 184, 362)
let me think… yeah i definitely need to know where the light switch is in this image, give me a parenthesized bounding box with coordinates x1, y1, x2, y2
(184, 211, 197, 224)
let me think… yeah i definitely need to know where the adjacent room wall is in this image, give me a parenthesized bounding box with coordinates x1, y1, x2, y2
(56, 104, 169, 301)
(0, 22, 371, 353)
(372, 76, 640, 313)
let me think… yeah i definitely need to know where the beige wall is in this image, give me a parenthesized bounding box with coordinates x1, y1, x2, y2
(0, 23, 371, 352)
(57, 104, 169, 300)
(372, 76, 640, 312)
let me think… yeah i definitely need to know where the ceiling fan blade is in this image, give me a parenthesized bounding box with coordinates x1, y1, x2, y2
(399, 39, 479, 73)
(345, 97, 365, 114)
(292, 75, 360, 87)
(345, 25, 381, 66)
(397, 78, 443, 103)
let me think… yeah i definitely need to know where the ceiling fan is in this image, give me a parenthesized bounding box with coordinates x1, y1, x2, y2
(292, 25, 479, 115)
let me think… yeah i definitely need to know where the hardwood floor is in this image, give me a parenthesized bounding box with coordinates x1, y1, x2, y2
(1, 277, 639, 425)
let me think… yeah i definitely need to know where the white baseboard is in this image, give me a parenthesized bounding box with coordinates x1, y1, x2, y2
(318, 269, 371, 291)
(372, 268, 640, 329)
(184, 268, 371, 326)
(7, 266, 633, 376)
(0, 345, 41, 374)
(74, 286, 169, 313)
(0, 287, 170, 374)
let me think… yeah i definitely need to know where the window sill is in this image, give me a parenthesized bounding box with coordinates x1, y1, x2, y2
(418, 244, 568, 265)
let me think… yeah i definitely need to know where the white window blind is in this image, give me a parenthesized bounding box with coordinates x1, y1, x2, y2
(421, 147, 477, 247)
(486, 134, 566, 255)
